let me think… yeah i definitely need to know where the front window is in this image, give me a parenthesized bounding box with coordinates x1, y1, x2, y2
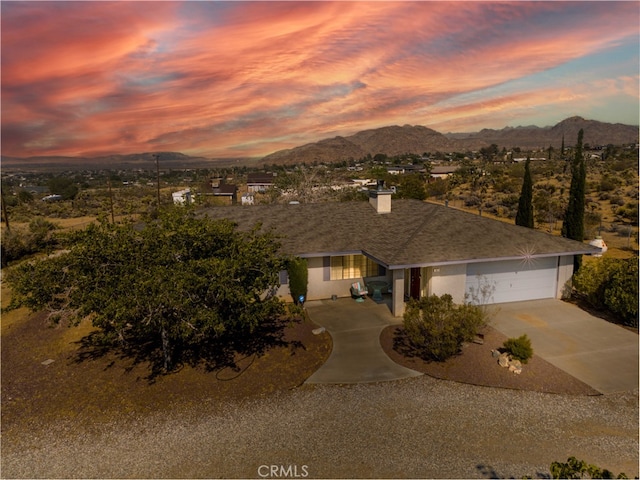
(330, 255, 383, 280)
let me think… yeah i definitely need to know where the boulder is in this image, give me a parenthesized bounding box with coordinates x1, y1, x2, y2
(498, 353, 510, 367)
(509, 359, 522, 369)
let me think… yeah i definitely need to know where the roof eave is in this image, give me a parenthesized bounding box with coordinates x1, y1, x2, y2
(387, 249, 600, 270)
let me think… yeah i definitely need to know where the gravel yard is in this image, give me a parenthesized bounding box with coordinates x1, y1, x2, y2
(3, 376, 638, 479)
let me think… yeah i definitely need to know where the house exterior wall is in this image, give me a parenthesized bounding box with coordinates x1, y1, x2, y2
(391, 269, 405, 317)
(247, 184, 272, 193)
(556, 255, 574, 299)
(306, 257, 353, 300)
(283, 256, 394, 302)
(429, 263, 467, 303)
(278, 254, 573, 313)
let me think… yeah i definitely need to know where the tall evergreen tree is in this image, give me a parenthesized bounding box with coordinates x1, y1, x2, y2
(515, 157, 534, 228)
(562, 129, 586, 242)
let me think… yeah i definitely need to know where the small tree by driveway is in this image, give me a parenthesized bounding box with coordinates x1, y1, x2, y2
(403, 294, 488, 361)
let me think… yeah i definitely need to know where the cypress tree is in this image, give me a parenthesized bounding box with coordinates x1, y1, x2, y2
(562, 129, 586, 242)
(287, 257, 308, 304)
(515, 157, 534, 228)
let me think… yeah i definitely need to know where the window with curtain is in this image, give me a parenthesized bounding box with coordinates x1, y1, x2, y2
(330, 255, 383, 280)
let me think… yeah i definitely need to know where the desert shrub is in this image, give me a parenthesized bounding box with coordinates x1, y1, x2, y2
(499, 194, 519, 209)
(550, 457, 628, 479)
(403, 294, 487, 361)
(1, 218, 59, 267)
(17, 190, 34, 204)
(492, 176, 518, 194)
(502, 334, 533, 363)
(609, 194, 625, 206)
(464, 195, 481, 207)
(598, 191, 611, 201)
(426, 178, 449, 197)
(614, 225, 633, 237)
(573, 257, 638, 328)
(615, 202, 639, 225)
(287, 257, 308, 304)
(598, 174, 620, 192)
(28, 217, 58, 251)
(1, 229, 28, 266)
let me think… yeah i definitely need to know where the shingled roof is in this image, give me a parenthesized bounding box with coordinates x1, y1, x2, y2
(203, 200, 599, 268)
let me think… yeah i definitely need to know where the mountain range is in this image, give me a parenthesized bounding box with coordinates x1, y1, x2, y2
(261, 116, 638, 165)
(3, 117, 637, 169)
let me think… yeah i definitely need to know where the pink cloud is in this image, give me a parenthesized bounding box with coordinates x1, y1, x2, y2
(2, 1, 638, 158)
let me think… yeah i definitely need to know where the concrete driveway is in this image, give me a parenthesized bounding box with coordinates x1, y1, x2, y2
(491, 299, 639, 394)
(304, 298, 422, 384)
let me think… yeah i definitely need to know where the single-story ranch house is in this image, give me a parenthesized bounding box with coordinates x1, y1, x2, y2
(203, 188, 600, 317)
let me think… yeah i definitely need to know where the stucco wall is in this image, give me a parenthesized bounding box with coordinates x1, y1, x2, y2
(305, 256, 357, 300)
(429, 263, 467, 303)
(556, 255, 575, 299)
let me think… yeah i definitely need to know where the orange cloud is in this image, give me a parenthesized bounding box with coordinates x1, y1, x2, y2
(2, 1, 638, 158)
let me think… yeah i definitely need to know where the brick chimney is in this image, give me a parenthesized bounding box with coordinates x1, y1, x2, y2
(369, 179, 393, 213)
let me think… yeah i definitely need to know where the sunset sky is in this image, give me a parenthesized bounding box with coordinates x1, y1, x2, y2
(2, 1, 639, 159)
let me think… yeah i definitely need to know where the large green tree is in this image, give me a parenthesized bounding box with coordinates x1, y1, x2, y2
(515, 157, 534, 228)
(7, 209, 286, 372)
(396, 173, 427, 200)
(48, 176, 79, 200)
(562, 129, 586, 241)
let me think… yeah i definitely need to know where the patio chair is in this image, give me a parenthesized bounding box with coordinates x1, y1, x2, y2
(350, 281, 368, 302)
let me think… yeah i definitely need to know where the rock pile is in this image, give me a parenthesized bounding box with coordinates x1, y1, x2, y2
(492, 350, 523, 374)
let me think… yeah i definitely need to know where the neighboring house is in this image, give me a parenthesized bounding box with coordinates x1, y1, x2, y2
(386, 164, 426, 175)
(247, 173, 276, 193)
(350, 179, 377, 188)
(211, 183, 238, 204)
(199, 179, 237, 204)
(430, 166, 460, 179)
(41, 194, 63, 202)
(204, 190, 599, 317)
(172, 189, 192, 205)
(241, 193, 255, 205)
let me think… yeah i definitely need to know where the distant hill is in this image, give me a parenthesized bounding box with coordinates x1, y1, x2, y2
(448, 116, 639, 150)
(1, 152, 258, 171)
(262, 125, 463, 165)
(262, 117, 638, 165)
(3, 117, 637, 170)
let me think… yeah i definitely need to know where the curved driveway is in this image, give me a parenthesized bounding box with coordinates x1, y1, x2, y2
(304, 298, 422, 384)
(305, 297, 638, 394)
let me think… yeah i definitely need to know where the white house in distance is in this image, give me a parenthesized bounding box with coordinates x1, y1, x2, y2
(247, 173, 276, 193)
(172, 189, 193, 205)
(204, 188, 599, 317)
(430, 165, 460, 179)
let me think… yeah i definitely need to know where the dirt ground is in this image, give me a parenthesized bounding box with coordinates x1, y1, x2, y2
(0, 302, 332, 438)
(380, 325, 602, 396)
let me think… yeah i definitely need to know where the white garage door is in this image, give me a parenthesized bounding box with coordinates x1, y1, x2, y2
(465, 257, 558, 304)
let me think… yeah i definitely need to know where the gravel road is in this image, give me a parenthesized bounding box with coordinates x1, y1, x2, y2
(3, 376, 638, 479)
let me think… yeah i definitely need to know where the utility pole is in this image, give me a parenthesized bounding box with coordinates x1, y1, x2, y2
(107, 175, 115, 224)
(153, 154, 161, 210)
(1, 184, 10, 232)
